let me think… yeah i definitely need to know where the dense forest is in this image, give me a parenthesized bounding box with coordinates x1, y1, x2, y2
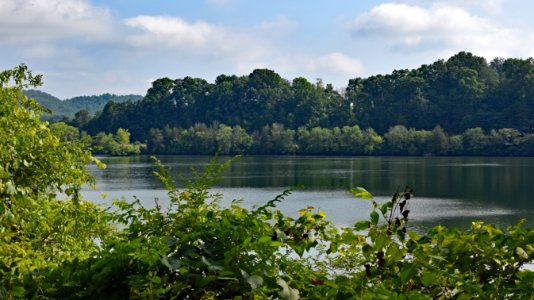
(2, 65, 533, 299)
(82, 52, 534, 137)
(24, 89, 142, 120)
(41, 51, 534, 156)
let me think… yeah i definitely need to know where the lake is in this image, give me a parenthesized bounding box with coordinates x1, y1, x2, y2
(83, 155, 534, 232)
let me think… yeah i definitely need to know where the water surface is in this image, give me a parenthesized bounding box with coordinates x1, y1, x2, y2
(84, 155, 534, 232)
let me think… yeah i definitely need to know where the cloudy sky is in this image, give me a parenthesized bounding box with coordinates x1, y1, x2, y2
(1, 0, 534, 98)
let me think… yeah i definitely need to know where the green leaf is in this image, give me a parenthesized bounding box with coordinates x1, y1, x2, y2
(420, 272, 437, 286)
(351, 187, 373, 200)
(380, 201, 393, 215)
(197, 275, 218, 288)
(374, 234, 389, 250)
(12, 286, 25, 297)
(408, 231, 420, 241)
(400, 263, 417, 282)
(370, 210, 379, 225)
(270, 241, 285, 247)
(258, 235, 272, 244)
(355, 220, 370, 231)
(516, 247, 529, 260)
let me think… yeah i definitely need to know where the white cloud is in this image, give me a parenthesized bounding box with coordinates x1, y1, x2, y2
(352, 3, 534, 59)
(0, 0, 113, 45)
(123, 15, 267, 60)
(422, 0, 503, 14)
(307, 53, 364, 77)
(124, 16, 221, 50)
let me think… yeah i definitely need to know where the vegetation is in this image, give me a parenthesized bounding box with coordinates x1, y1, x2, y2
(143, 123, 534, 156)
(35, 51, 529, 157)
(91, 128, 144, 156)
(24, 89, 142, 120)
(82, 52, 533, 139)
(1, 65, 534, 299)
(0, 65, 111, 298)
(49, 122, 144, 156)
(22, 52, 534, 156)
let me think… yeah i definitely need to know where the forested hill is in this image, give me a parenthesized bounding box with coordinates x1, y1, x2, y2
(81, 52, 534, 141)
(24, 89, 142, 119)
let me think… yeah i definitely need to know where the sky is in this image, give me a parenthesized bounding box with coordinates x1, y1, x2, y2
(1, 0, 534, 99)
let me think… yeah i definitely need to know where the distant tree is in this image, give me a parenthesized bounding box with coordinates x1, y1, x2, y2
(428, 125, 449, 155)
(463, 127, 488, 155)
(231, 125, 253, 154)
(216, 124, 233, 154)
(50, 122, 80, 142)
(73, 109, 91, 128)
(147, 128, 165, 154)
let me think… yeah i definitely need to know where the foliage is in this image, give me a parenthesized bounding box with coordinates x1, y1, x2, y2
(142, 122, 534, 156)
(50, 121, 81, 142)
(30, 157, 333, 299)
(91, 128, 143, 156)
(44, 51, 532, 157)
(24, 89, 142, 120)
(0, 65, 111, 299)
(319, 187, 534, 299)
(30, 160, 529, 300)
(81, 52, 534, 144)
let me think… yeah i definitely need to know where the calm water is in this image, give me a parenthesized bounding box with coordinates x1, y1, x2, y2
(83, 155, 534, 232)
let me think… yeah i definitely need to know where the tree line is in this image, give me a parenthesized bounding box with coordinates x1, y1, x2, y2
(51, 121, 534, 156)
(37, 51, 534, 156)
(145, 123, 534, 156)
(77, 52, 534, 141)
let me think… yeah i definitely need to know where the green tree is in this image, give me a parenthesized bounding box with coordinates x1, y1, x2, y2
(73, 109, 91, 128)
(50, 121, 80, 142)
(147, 128, 165, 153)
(116, 128, 131, 145)
(0, 65, 109, 298)
(428, 125, 449, 155)
(384, 125, 411, 154)
(362, 128, 383, 154)
(216, 124, 233, 154)
(231, 125, 253, 154)
(463, 127, 488, 155)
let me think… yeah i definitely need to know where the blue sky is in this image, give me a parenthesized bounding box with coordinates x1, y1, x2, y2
(1, 0, 534, 98)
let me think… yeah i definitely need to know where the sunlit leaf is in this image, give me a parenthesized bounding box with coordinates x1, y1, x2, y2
(351, 187, 373, 200)
(516, 247, 529, 260)
(380, 201, 393, 215)
(259, 235, 272, 244)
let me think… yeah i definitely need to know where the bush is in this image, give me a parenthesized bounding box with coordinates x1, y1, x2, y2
(0, 65, 110, 299)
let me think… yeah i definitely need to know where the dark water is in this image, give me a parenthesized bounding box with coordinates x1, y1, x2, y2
(83, 155, 534, 232)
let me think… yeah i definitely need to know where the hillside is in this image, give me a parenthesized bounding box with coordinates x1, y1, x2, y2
(24, 89, 142, 119)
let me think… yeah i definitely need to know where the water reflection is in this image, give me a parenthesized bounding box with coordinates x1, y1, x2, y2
(84, 155, 534, 231)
